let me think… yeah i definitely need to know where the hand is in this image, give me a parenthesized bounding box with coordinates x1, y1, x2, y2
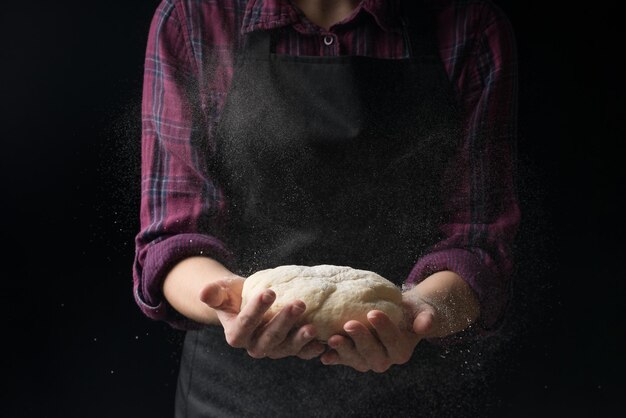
(319, 270, 480, 372)
(319, 298, 435, 373)
(199, 278, 326, 360)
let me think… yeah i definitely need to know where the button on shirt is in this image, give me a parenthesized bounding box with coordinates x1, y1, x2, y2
(134, 0, 520, 333)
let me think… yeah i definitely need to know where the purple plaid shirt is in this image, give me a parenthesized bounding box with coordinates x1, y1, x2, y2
(133, 0, 520, 332)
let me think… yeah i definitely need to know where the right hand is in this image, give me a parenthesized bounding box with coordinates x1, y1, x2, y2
(199, 277, 326, 360)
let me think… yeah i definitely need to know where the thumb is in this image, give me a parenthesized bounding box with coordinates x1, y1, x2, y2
(199, 281, 230, 310)
(412, 307, 435, 335)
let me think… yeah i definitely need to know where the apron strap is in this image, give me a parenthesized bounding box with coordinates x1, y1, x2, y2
(400, 0, 440, 59)
(240, 28, 275, 61)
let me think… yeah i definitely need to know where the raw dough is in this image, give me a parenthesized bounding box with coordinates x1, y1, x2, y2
(241, 265, 404, 342)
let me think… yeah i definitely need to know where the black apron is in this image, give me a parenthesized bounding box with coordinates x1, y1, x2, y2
(175, 4, 496, 418)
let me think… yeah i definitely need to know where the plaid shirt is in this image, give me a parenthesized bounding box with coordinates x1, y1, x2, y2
(134, 0, 520, 332)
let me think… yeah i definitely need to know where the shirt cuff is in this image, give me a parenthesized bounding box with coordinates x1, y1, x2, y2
(133, 233, 233, 330)
(405, 248, 508, 340)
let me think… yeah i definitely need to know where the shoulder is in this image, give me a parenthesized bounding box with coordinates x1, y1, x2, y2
(428, 0, 515, 55)
(428, 0, 513, 33)
(164, 0, 248, 18)
(149, 0, 246, 69)
(153, 0, 247, 39)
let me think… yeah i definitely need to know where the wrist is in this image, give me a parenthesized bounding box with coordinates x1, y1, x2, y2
(163, 256, 240, 325)
(403, 271, 480, 338)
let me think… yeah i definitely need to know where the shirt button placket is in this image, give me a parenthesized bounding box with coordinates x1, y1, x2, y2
(322, 34, 337, 55)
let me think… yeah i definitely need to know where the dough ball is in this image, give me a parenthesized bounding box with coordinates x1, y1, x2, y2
(241, 265, 404, 342)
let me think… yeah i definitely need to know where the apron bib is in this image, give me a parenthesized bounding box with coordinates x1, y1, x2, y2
(211, 15, 460, 283)
(174, 4, 490, 417)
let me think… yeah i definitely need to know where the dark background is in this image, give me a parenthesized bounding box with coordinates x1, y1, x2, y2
(1, 1, 623, 417)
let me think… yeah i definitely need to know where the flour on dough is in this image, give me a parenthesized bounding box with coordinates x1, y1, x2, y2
(241, 265, 404, 342)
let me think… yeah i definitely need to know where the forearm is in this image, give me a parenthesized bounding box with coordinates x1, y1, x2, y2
(404, 271, 480, 338)
(163, 257, 241, 325)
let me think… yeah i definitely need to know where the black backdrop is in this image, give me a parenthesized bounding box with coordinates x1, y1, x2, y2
(2, 1, 623, 417)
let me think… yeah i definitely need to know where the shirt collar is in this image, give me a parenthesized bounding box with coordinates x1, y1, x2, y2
(241, 0, 403, 34)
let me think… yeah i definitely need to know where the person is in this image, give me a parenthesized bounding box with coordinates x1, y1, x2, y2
(132, 0, 520, 416)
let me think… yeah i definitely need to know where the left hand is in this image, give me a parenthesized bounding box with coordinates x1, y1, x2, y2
(319, 296, 436, 373)
(319, 270, 480, 372)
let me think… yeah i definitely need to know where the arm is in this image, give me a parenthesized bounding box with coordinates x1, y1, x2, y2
(163, 256, 326, 359)
(406, 2, 520, 333)
(162, 257, 240, 325)
(132, 0, 231, 329)
(134, 2, 323, 359)
(322, 2, 519, 371)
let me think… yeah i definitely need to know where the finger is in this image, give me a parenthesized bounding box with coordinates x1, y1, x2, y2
(368, 311, 415, 365)
(368, 310, 402, 348)
(298, 344, 327, 360)
(224, 289, 275, 348)
(321, 334, 369, 372)
(249, 300, 306, 356)
(288, 325, 325, 359)
(343, 320, 389, 373)
(413, 310, 435, 335)
(295, 332, 327, 360)
(199, 278, 243, 313)
(321, 334, 354, 363)
(327, 334, 355, 351)
(320, 348, 339, 364)
(199, 282, 229, 309)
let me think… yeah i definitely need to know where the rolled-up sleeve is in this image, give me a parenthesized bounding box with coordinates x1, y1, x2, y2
(132, 0, 231, 329)
(406, 4, 520, 334)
